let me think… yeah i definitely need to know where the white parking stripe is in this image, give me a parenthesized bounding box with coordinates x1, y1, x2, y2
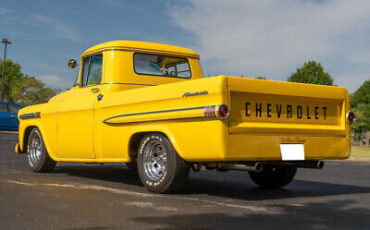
(1, 179, 270, 213)
(0, 131, 18, 134)
(2, 180, 156, 198)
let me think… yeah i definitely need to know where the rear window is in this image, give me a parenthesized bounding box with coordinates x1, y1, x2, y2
(134, 53, 191, 78)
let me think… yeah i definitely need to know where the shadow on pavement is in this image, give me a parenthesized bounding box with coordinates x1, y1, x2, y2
(64, 227, 112, 230)
(51, 165, 370, 202)
(186, 177, 370, 201)
(132, 199, 370, 230)
(53, 164, 142, 187)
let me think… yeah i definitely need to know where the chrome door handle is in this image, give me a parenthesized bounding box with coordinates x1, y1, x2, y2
(91, 88, 100, 93)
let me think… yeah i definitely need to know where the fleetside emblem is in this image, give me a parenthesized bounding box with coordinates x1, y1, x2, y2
(182, 90, 208, 97)
(19, 112, 41, 120)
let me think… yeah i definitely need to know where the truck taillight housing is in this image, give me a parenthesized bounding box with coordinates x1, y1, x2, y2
(347, 111, 355, 124)
(217, 104, 230, 119)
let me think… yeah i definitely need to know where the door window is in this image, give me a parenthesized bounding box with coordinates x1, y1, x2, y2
(0, 104, 8, 112)
(81, 55, 103, 86)
(8, 104, 22, 113)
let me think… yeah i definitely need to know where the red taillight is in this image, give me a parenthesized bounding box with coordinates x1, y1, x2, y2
(34, 112, 41, 118)
(347, 111, 355, 124)
(217, 104, 230, 119)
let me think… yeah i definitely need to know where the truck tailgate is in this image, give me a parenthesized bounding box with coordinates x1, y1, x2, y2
(228, 77, 347, 137)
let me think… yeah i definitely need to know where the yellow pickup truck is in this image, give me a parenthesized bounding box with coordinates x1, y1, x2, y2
(15, 40, 354, 193)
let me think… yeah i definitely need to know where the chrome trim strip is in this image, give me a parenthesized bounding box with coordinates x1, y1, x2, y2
(204, 105, 216, 118)
(102, 82, 157, 86)
(105, 116, 206, 125)
(103, 105, 215, 125)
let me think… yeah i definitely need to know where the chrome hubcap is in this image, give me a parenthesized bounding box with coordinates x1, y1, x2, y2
(28, 131, 42, 166)
(143, 141, 167, 181)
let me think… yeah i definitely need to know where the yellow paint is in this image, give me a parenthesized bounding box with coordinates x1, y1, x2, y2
(15, 40, 351, 163)
(14, 143, 20, 153)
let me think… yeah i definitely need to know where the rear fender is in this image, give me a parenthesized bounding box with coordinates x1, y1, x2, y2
(127, 125, 182, 160)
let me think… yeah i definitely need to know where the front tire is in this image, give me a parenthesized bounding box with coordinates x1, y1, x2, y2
(27, 127, 56, 173)
(248, 165, 297, 188)
(137, 133, 189, 193)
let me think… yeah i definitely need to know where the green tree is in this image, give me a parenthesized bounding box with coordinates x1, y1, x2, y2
(351, 104, 370, 137)
(255, 76, 267, 80)
(10, 75, 61, 106)
(0, 59, 23, 101)
(0, 58, 61, 106)
(350, 80, 370, 108)
(350, 80, 370, 139)
(288, 61, 334, 85)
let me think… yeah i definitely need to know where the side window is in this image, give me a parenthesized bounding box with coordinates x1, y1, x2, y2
(81, 55, 103, 86)
(82, 57, 91, 85)
(8, 104, 22, 113)
(0, 103, 8, 112)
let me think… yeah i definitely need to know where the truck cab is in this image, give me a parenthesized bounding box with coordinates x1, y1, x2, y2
(73, 40, 203, 89)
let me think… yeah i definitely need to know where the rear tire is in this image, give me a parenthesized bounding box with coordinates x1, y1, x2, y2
(248, 165, 297, 188)
(137, 133, 189, 193)
(26, 127, 56, 173)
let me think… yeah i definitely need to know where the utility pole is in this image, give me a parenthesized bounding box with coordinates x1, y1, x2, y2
(1, 38, 11, 101)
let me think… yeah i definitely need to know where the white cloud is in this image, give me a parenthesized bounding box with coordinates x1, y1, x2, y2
(0, 6, 11, 15)
(169, 0, 370, 92)
(0, 6, 16, 26)
(37, 75, 73, 89)
(29, 14, 81, 41)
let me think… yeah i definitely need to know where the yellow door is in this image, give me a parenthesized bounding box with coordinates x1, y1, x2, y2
(56, 55, 103, 159)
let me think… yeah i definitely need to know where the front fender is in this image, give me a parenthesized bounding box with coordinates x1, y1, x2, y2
(17, 120, 58, 161)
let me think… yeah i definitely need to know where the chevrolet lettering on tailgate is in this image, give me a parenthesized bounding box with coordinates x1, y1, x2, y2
(246, 103, 328, 120)
(15, 40, 353, 194)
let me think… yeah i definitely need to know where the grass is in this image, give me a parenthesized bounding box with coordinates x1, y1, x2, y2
(351, 146, 370, 158)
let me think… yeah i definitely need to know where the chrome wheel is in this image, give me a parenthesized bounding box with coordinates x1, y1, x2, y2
(138, 133, 190, 193)
(28, 130, 42, 167)
(143, 140, 168, 181)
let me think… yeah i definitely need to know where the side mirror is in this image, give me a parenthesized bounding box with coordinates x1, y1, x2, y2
(68, 59, 77, 69)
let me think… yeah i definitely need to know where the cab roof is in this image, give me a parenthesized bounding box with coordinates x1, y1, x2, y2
(82, 40, 199, 58)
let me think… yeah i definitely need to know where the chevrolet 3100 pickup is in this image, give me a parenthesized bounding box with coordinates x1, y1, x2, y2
(15, 41, 354, 193)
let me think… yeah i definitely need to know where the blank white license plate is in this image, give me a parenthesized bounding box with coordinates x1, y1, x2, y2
(280, 144, 305, 161)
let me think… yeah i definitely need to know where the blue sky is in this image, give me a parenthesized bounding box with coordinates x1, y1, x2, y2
(0, 0, 369, 92)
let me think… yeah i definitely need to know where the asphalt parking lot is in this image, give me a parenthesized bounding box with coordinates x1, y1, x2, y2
(0, 132, 369, 230)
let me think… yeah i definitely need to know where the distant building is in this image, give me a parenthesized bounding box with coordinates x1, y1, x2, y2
(360, 132, 370, 146)
(352, 131, 370, 146)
